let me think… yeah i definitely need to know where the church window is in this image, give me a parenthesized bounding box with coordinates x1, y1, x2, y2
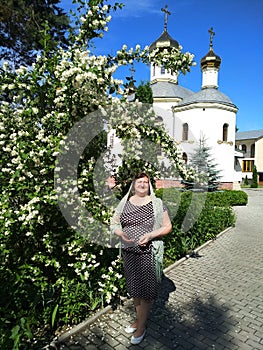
(222, 123, 229, 141)
(161, 65, 165, 74)
(110, 134, 114, 147)
(182, 123, 188, 141)
(157, 143, 162, 156)
(241, 144, 247, 153)
(242, 160, 254, 172)
(250, 144, 255, 158)
(182, 152, 188, 163)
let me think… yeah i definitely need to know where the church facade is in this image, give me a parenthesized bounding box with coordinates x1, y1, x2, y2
(108, 8, 252, 189)
(149, 25, 240, 189)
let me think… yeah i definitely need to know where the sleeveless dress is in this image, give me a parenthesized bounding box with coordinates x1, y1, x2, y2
(120, 200, 166, 301)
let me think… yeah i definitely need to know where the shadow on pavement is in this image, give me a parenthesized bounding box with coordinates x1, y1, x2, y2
(58, 275, 235, 350)
(144, 274, 234, 349)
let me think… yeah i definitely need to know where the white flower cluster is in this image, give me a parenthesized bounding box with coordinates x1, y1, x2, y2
(114, 43, 195, 76)
(98, 257, 123, 304)
(147, 46, 196, 75)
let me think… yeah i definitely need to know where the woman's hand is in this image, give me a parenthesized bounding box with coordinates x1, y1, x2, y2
(115, 229, 134, 246)
(121, 233, 135, 245)
(138, 233, 152, 247)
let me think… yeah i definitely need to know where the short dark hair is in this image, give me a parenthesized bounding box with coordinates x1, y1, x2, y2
(134, 172, 149, 181)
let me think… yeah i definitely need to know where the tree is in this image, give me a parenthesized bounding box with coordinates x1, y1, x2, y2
(0, 0, 70, 67)
(244, 175, 249, 186)
(135, 81, 153, 103)
(182, 137, 221, 191)
(251, 165, 258, 188)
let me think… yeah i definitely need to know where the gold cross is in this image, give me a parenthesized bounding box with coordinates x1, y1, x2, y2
(208, 27, 215, 48)
(161, 5, 171, 31)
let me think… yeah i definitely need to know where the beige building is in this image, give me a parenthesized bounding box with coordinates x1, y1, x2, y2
(235, 130, 263, 186)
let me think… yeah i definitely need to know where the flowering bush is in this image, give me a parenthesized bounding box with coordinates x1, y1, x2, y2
(0, 1, 196, 349)
(114, 43, 195, 77)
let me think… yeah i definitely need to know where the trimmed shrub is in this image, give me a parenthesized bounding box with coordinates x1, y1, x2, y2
(156, 188, 238, 266)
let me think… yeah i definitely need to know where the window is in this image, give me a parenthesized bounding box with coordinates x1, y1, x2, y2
(161, 65, 165, 74)
(242, 160, 254, 172)
(153, 65, 156, 76)
(110, 134, 114, 147)
(157, 143, 162, 156)
(182, 152, 188, 163)
(182, 123, 188, 141)
(251, 144, 255, 158)
(223, 123, 228, 142)
(241, 144, 247, 153)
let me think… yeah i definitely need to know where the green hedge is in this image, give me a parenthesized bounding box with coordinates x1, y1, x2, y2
(205, 190, 248, 206)
(155, 188, 241, 265)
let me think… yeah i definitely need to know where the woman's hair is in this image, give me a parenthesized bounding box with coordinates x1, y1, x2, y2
(134, 172, 149, 181)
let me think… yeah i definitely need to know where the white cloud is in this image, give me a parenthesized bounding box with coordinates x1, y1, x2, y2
(114, 0, 162, 18)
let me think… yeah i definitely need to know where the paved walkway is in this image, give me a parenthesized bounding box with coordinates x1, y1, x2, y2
(57, 189, 263, 350)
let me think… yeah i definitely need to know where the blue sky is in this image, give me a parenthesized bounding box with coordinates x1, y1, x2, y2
(61, 0, 263, 132)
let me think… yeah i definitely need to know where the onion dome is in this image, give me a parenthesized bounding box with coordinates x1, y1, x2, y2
(149, 30, 179, 52)
(149, 5, 179, 52)
(201, 48, 221, 69)
(201, 27, 221, 69)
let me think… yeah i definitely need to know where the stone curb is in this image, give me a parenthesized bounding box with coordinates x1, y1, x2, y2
(53, 225, 234, 346)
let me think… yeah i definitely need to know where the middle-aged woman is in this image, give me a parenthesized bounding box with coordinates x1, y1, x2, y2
(111, 172, 172, 345)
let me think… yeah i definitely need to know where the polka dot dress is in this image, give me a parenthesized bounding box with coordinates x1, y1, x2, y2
(120, 200, 162, 301)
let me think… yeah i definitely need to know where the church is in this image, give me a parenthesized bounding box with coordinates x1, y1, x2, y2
(108, 7, 263, 190)
(147, 7, 240, 190)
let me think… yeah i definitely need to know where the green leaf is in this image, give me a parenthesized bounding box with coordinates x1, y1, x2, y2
(51, 304, 59, 328)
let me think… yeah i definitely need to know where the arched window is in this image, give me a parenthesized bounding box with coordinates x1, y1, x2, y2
(157, 143, 162, 156)
(182, 123, 188, 141)
(110, 134, 114, 147)
(241, 144, 247, 153)
(182, 152, 188, 163)
(251, 143, 255, 158)
(223, 123, 229, 142)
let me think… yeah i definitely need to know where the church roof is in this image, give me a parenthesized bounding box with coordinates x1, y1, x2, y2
(176, 87, 237, 108)
(151, 81, 193, 99)
(201, 48, 221, 69)
(236, 129, 263, 141)
(149, 30, 179, 51)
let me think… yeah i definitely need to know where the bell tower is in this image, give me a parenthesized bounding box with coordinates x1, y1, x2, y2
(200, 27, 222, 89)
(149, 5, 180, 85)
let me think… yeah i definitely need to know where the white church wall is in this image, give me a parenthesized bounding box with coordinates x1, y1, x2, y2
(170, 106, 236, 183)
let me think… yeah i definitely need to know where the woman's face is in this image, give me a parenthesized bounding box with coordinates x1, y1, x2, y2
(134, 176, 149, 196)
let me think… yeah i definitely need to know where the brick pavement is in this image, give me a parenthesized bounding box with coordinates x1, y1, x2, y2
(56, 189, 263, 350)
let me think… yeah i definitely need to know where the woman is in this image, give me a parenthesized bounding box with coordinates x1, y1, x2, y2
(111, 172, 172, 345)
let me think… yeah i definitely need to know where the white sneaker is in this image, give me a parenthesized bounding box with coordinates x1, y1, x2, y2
(131, 330, 146, 345)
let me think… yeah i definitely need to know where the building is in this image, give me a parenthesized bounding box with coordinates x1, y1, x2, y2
(235, 130, 263, 186)
(148, 19, 239, 189)
(108, 8, 263, 190)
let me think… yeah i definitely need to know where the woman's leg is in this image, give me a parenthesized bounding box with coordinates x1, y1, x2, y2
(133, 298, 153, 337)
